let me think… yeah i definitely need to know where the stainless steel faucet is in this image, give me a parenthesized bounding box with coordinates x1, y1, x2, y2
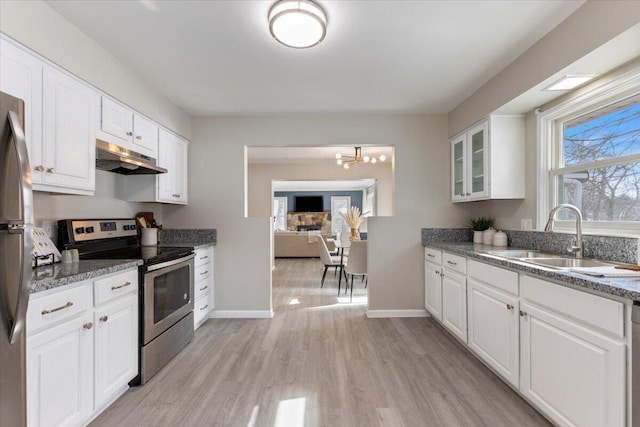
(544, 204, 583, 258)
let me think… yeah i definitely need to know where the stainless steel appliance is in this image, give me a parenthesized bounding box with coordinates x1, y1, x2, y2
(58, 218, 194, 385)
(0, 91, 33, 426)
(633, 302, 639, 427)
(95, 139, 168, 175)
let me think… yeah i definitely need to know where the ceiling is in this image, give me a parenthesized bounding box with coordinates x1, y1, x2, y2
(248, 145, 394, 163)
(45, 0, 585, 116)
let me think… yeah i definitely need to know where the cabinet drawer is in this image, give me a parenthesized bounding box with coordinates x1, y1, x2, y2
(521, 275, 624, 339)
(195, 247, 213, 267)
(27, 282, 91, 334)
(194, 277, 212, 301)
(424, 247, 442, 264)
(468, 260, 518, 296)
(94, 269, 139, 306)
(194, 293, 211, 327)
(195, 263, 212, 283)
(443, 252, 466, 275)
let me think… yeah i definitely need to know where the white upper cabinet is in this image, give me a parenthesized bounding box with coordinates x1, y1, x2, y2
(450, 115, 524, 202)
(157, 128, 188, 204)
(99, 96, 158, 158)
(41, 65, 97, 193)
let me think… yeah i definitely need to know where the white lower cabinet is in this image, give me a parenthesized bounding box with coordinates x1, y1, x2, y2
(194, 246, 214, 330)
(424, 260, 443, 321)
(441, 270, 467, 343)
(27, 313, 93, 427)
(27, 269, 139, 427)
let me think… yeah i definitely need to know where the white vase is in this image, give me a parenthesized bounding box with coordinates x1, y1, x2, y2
(473, 230, 483, 244)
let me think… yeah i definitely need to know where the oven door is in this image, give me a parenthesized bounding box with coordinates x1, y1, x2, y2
(143, 254, 194, 344)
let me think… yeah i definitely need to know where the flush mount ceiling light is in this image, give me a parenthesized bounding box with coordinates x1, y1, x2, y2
(336, 147, 386, 169)
(544, 74, 596, 91)
(268, 0, 327, 49)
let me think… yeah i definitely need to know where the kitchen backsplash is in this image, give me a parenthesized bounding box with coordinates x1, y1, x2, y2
(422, 228, 639, 264)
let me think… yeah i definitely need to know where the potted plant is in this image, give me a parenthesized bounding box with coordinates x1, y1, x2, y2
(469, 216, 495, 243)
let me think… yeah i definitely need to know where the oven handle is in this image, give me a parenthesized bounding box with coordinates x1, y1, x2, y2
(146, 254, 195, 272)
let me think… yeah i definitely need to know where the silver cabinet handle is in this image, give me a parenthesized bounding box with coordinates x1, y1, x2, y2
(446, 260, 457, 266)
(200, 255, 209, 260)
(172, 193, 180, 198)
(519, 310, 528, 317)
(41, 301, 73, 315)
(199, 285, 208, 291)
(126, 131, 133, 136)
(136, 135, 142, 140)
(111, 281, 131, 291)
(506, 304, 514, 310)
(34, 165, 44, 172)
(434, 270, 440, 275)
(200, 304, 209, 311)
(83, 322, 93, 330)
(46, 167, 55, 174)
(100, 316, 108, 322)
(427, 254, 435, 258)
(200, 270, 208, 276)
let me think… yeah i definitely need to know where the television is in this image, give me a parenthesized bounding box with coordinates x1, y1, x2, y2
(294, 196, 324, 212)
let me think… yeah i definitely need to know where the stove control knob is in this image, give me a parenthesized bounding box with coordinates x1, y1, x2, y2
(130, 224, 137, 231)
(123, 225, 130, 231)
(85, 226, 95, 233)
(74, 227, 85, 234)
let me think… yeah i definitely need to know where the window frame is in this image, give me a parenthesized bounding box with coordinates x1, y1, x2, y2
(272, 196, 288, 231)
(537, 64, 640, 235)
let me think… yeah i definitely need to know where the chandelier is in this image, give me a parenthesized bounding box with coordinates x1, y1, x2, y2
(336, 147, 386, 169)
(268, 0, 327, 49)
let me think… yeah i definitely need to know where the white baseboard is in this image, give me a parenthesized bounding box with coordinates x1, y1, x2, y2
(366, 309, 430, 318)
(209, 310, 274, 319)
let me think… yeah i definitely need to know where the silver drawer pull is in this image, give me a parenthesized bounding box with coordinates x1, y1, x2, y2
(446, 260, 457, 266)
(200, 256, 208, 260)
(427, 254, 435, 258)
(100, 316, 108, 322)
(200, 270, 208, 276)
(199, 285, 208, 291)
(111, 281, 132, 291)
(83, 322, 93, 330)
(506, 304, 514, 310)
(200, 304, 209, 311)
(41, 301, 73, 315)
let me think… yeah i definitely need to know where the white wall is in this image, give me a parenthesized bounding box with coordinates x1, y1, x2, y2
(163, 114, 467, 314)
(248, 162, 393, 217)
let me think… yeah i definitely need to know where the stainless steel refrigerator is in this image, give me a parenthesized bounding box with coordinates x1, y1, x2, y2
(0, 91, 34, 427)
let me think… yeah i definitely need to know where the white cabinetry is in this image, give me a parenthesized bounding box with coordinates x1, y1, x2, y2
(519, 275, 625, 427)
(99, 96, 158, 158)
(26, 269, 139, 427)
(194, 246, 214, 329)
(424, 248, 442, 321)
(467, 260, 519, 387)
(441, 253, 467, 343)
(0, 36, 97, 195)
(450, 115, 524, 202)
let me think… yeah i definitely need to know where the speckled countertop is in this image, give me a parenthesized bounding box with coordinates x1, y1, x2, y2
(424, 241, 640, 302)
(31, 260, 142, 294)
(159, 229, 216, 249)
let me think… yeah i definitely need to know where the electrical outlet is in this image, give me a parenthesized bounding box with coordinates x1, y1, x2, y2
(41, 220, 53, 237)
(521, 218, 532, 230)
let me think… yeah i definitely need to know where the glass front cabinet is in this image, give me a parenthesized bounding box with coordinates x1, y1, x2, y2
(450, 116, 525, 203)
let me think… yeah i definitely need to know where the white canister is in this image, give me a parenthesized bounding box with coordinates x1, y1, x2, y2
(482, 227, 496, 245)
(473, 230, 484, 244)
(492, 230, 508, 247)
(141, 228, 158, 246)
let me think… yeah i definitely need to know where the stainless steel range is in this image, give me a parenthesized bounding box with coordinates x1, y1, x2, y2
(58, 218, 195, 385)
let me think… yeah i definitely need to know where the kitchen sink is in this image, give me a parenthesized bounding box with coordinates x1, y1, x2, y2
(520, 257, 616, 269)
(486, 250, 557, 259)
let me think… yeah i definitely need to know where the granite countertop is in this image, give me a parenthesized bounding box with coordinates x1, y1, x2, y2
(159, 242, 214, 250)
(424, 241, 640, 302)
(159, 229, 216, 249)
(31, 259, 142, 294)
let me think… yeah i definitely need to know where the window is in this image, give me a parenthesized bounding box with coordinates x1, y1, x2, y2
(539, 66, 640, 233)
(273, 197, 287, 231)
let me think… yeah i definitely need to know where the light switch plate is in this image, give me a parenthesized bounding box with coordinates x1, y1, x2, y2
(521, 218, 532, 230)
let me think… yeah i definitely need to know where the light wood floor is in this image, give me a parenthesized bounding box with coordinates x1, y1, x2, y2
(90, 258, 550, 427)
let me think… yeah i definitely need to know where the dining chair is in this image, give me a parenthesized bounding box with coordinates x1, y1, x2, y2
(318, 238, 347, 292)
(344, 240, 367, 303)
(339, 231, 352, 256)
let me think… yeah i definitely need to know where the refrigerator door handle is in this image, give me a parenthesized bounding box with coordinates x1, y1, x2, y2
(4, 110, 33, 344)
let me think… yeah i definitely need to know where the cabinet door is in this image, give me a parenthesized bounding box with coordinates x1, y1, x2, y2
(101, 97, 133, 143)
(174, 137, 188, 203)
(42, 66, 97, 192)
(424, 261, 442, 321)
(467, 278, 519, 387)
(27, 315, 93, 427)
(94, 295, 138, 409)
(467, 121, 489, 200)
(157, 128, 178, 202)
(441, 269, 467, 342)
(520, 302, 625, 427)
(450, 134, 466, 201)
(132, 114, 158, 158)
(0, 39, 44, 184)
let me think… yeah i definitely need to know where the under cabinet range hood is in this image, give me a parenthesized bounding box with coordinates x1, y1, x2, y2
(95, 140, 167, 175)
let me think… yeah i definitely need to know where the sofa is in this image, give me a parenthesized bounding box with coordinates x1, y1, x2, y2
(274, 231, 335, 258)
